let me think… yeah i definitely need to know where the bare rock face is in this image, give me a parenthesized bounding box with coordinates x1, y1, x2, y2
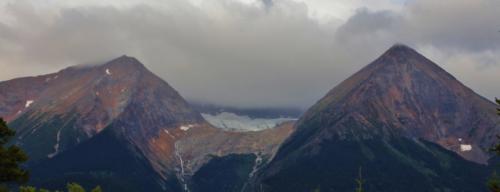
(253, 44, 498, 192)
(145, 121, 295, 191)
(1, 56, 295, 191)
(3, 55, 203, 162)
(0, 75, 49, 122)
(292, 44, 498, 164)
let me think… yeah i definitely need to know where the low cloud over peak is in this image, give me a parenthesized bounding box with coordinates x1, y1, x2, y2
(1, 0, 499, 109)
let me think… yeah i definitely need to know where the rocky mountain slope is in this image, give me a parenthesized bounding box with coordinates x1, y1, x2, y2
(252, 44, 499, 192)
(1, 56, 294, 191)
(8, 56, 204, 161)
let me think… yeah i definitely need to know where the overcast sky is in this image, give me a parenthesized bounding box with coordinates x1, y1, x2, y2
(0, 0, 499, 109)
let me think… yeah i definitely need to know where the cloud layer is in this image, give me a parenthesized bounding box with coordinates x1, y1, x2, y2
(1, 0, 499, 109)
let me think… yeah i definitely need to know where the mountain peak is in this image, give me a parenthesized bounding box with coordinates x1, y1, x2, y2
(4, 55, 205, 161)
(104, 55, 146, 71)
(114, 54, 138, 62)
(386, 43, 416, 53)
(375, 44, 424, 65)
(388, 43, 414, 50)
(291, 44, 498, 163)
(256, 43, 498, 191)
(345, 44, 456, 84)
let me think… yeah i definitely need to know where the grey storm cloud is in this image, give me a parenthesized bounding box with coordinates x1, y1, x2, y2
(0, 0, 499, 109)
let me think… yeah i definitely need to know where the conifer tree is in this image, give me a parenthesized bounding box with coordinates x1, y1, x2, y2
(0, 118, 29, 192)
(18, 186, 36, 192)
(67, 183, 86, 192)
(489, 98, 500, 192)
(355, 167, 364, 192)
(90, 186, 102, 192)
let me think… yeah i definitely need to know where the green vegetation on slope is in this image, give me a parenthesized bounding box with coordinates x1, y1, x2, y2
(19, 183, 102, 192)
(260, 137, 488, 192)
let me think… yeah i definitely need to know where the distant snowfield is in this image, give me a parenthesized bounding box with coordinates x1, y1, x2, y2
(202, 112, 296, 132)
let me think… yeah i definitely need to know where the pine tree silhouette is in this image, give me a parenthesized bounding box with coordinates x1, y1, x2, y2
(0, 118, 29, 192)
(488, 98, 500, 192)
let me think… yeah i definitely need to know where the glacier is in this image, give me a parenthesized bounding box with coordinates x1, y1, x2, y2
(201, 112, 296, 132)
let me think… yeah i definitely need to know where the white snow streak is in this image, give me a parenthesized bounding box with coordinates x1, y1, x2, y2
(25, 100, 34, 108)
(179, 124, 194, 131)
(47, 129, 62, 158)
(106, 68, 111, 75)
(174, 142, 190, 192)
(460, 144, 472, 152)
(164, 129, 175, 139)
(241, 153, 263, 192)
(249, 154, 263, 178)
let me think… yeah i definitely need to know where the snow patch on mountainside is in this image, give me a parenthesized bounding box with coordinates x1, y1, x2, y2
(202, 112, 296, 132)
(25, 100, 34, 108)
(460, 144, 472, 152)
(180, 124, 194, 131)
